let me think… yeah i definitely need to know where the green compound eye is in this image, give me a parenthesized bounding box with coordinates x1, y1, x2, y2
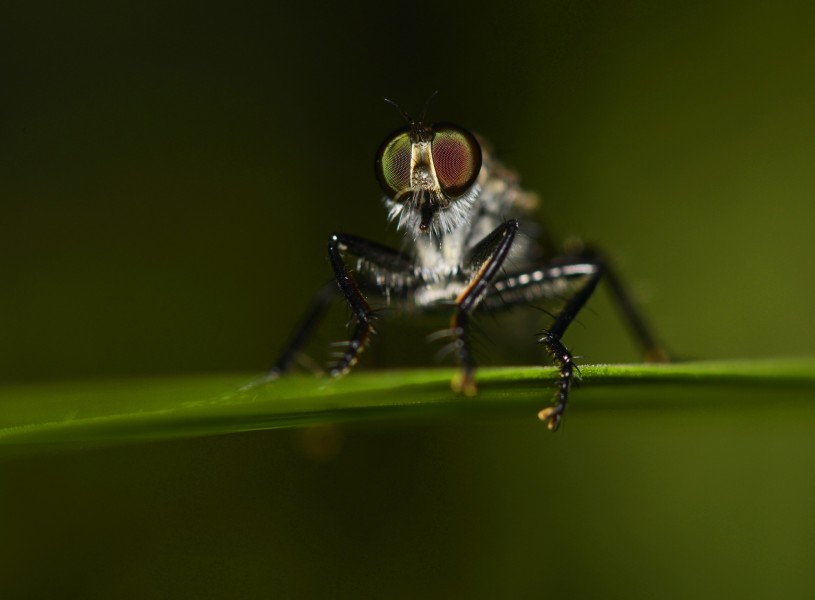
(375, 129, 412, 198)
(431, 124, 482, 198)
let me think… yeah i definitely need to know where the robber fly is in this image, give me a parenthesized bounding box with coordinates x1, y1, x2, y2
(268, 98, 666, 430)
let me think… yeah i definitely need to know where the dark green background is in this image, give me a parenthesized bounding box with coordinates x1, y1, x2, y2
(2, 1, 815, 598)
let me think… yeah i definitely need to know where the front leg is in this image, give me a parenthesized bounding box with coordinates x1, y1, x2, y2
(327, 233, 415, 376)
(450, 219, 519, 395)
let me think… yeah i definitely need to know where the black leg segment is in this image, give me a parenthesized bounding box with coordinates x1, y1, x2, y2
(269, 234, 415, 379)
(485, 250, 667, 430)
(267, 281, 338, 378)
(327, 233, 414, 376)
(450, 219, 519, 395)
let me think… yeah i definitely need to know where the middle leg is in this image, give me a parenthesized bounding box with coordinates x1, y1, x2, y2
(484, 259, 603, 430)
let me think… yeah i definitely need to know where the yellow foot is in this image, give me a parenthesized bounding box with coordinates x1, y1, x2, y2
(645, 347, 670, 363)
(538, 406, 563, 431)
(451, 371, 478, 397)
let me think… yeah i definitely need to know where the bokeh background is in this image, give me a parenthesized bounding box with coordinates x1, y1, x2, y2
(2, 1, 815, 598)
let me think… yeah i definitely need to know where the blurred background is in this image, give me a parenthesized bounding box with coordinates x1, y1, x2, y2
(2, 1, 815, 597)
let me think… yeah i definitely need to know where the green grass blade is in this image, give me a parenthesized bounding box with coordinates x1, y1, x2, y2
(1, 358, 814, 450)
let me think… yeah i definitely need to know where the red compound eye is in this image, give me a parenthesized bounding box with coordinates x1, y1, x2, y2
(431, 124, 482, 198)
(375, 128, 412, 198)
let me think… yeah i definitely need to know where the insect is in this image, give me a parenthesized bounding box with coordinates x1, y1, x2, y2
(268, 98, 666, 430)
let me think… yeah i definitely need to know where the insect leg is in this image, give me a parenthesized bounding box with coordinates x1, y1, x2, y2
(493, 259, 601, 430)
(485, 252, 666, 430)
(587, 249, 669, 363)
(327, 233, 415, 376)
(451, 219, 519, 395)
(267, 282, 338, 378)
(534, 262, 602, 431)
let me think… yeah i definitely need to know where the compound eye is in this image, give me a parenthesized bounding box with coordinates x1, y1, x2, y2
(375, 129, 412, 198)
(431, 124, 482, 198)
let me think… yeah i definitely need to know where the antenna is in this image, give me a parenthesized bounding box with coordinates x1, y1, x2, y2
(384, 91, 440, 124)
(419, 90, 439, 122)
(383, 97, 412, 124)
